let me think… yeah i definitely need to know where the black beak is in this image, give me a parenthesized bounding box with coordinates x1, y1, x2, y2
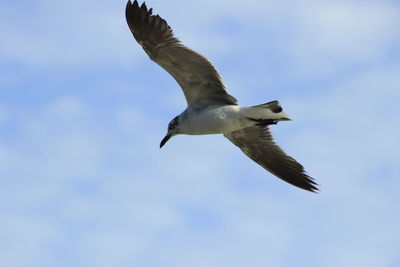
(160, 133, 171, 148)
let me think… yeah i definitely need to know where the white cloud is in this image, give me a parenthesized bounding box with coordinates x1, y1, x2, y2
(0, 216, 58, 267)
(284, 1, 400, 75)
(0, 1, 140, 69)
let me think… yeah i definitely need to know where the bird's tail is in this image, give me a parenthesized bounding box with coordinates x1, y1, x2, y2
(249, 100, 291, 122)
(252, 100, 282, 112)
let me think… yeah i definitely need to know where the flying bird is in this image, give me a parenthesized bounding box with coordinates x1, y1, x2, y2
(125, 0, 319, 192)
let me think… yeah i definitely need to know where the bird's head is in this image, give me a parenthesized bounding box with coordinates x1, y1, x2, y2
(160, 115, 181, 148)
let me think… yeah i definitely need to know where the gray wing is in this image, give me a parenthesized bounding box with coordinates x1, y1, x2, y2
(125, 0, 237, 108)
(224, 126, 319, 192)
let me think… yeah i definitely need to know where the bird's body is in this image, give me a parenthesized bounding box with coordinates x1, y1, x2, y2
(125, 0, 319, 192)
(178, 104, 289, 135)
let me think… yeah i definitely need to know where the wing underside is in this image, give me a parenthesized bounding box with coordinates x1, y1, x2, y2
(125, 0, 237, 108)
(224, 126, 319, 192)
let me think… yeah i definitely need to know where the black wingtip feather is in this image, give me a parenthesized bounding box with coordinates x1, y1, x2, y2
(299, 173, 319, 193)
(126, 0, 175, 43)
(304, 178, 320, 193)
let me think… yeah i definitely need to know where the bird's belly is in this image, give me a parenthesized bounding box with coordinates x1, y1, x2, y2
(182, 106, 252, 135)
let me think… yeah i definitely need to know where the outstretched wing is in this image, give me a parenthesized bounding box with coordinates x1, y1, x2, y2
(125, 0, 237, 108)
(224, 126, 319, 192)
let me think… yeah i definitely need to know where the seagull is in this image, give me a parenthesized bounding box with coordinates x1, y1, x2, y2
(125, 0, 319, 192)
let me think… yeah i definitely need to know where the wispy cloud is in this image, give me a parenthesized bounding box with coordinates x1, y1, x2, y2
(0, 0, 399, 267)
(0, 1, 138, 69)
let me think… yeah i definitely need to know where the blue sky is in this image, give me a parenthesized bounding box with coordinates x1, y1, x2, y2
(1, 0, 400, 266)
